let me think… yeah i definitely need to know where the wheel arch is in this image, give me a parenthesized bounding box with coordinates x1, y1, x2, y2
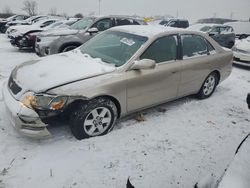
(59, 42, 82, 53)
(64, 95, 122, 118)
(211, 70, 221, 85)
(93, 95, 122, 118)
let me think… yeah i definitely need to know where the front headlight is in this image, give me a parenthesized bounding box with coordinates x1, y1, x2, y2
(20, 92, 68, 110)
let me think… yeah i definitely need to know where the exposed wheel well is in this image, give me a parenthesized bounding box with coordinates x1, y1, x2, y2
(212, 70, 220, 85)
(64, 96, 121, 118)
(94, 95, 121, 118)
(59, 42, 82, 53)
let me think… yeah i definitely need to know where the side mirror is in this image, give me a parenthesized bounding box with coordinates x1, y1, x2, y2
(131, 59, 156, 70)
(88, 27, 99, 33)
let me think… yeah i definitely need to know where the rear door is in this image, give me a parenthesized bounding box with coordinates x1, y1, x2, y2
(178, 34, 216, 97)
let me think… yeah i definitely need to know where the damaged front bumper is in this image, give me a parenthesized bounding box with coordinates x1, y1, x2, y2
(2, 81, 51, 138)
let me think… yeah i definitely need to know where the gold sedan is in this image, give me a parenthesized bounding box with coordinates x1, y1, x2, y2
(3, 25, 233, 139)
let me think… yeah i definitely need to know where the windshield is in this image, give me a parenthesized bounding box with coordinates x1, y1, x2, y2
(6, 15, 16, 21)
(200, 26, 212, 32)
(80, 30, 148, 67)
(70, 17, 95, 30)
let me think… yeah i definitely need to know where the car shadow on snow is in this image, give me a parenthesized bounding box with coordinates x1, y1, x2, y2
(45, 95, 198, 142)
(233, 62, 250, 70)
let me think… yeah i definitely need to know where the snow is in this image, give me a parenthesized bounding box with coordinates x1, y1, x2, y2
(235, 37, 250, 52)
(187, 23, 220, 32)
(0, 33, 250, 188)
(112, 25, 183, 37)
(218, 135, 250, 188)
(14, 51, 115, 94)
(8, 18, 60, 35)
(226, 22, 250, 35)
(39, 28, 79, 37)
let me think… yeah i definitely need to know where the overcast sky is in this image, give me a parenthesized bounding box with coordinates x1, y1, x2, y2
(1, 0, 250, 22)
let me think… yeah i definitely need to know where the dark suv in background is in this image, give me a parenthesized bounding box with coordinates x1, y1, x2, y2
(188, 24, 235, 48)
(159, 18, 189, 28)
(35, 15, 146, 56)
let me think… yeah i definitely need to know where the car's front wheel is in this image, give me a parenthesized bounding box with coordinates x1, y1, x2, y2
(197, 72, 218, 99)
(70, 98, 118, 140)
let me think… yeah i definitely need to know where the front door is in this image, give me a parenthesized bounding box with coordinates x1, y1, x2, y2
(126, 35, 181, 112)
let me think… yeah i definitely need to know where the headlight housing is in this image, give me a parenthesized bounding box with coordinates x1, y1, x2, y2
(20, 92, 68, 110)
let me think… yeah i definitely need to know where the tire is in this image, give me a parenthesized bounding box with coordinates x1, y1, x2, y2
(70, 98, 118, 140)
(61, 45, 78, 52)
(197, 72, 218, 99)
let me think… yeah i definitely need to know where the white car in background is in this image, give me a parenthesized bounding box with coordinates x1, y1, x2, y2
(233, 36, 250, 67)
(226, 21, 250, 39)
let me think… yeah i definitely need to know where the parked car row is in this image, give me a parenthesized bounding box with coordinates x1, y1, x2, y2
(35, 15, 147, 56)
(187, 23, 236, 48)
(0, 14, 30, 33)
(188, 22, 250, 67)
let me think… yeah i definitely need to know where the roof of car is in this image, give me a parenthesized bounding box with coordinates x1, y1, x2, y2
(110, 25, 183, 37)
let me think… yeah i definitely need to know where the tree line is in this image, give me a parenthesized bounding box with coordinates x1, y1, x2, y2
(1, 1, 83, 18)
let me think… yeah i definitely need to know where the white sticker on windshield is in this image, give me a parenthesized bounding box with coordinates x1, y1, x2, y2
(120, 38, 135, 46)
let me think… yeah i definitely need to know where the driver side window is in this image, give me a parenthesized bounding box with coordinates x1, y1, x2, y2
(140, 35, 177, 63)
(92, 19, 113, 31)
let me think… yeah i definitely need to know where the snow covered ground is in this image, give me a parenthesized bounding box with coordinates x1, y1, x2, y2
(0, 33, 250, 188)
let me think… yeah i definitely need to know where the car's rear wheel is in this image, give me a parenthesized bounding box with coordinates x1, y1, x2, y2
(197, 72, 218, 99)
(70, 98, 118, 140)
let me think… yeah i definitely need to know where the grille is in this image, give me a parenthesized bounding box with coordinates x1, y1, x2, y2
(8, 75, 22, 95)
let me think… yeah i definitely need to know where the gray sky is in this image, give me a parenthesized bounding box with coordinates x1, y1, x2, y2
(1, 0, 250, 22)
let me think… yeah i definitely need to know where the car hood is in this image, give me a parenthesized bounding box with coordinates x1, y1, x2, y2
(39, 28, 79, 37)
(12, 50, 116, 94)
(235, 37, 250, 52)
(10, 25, 43, 35)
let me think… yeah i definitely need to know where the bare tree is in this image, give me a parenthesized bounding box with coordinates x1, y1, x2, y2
(22, 0, 37, 16)
(49, 7, 57, 16)
(2, 5, 12, 14)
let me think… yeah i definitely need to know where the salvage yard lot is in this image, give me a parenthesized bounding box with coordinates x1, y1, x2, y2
(0, 33, 250, 188)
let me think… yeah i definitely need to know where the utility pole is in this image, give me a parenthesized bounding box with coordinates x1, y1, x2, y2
(98, 0, 101, 15)
(230, 11, 234, 19)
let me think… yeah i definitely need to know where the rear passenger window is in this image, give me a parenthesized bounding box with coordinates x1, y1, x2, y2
(207, 41, 216, 55)
(116, 19, 132, 26)
(181, 35, 208, 59)
(140, 35, 177, 63)
(92, 19, 113, 31)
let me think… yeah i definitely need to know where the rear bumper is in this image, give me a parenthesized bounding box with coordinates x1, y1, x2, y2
(2, 81, 51, 138)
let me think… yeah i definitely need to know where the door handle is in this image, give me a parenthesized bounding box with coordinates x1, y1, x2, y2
(171, 71, 178, 74)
